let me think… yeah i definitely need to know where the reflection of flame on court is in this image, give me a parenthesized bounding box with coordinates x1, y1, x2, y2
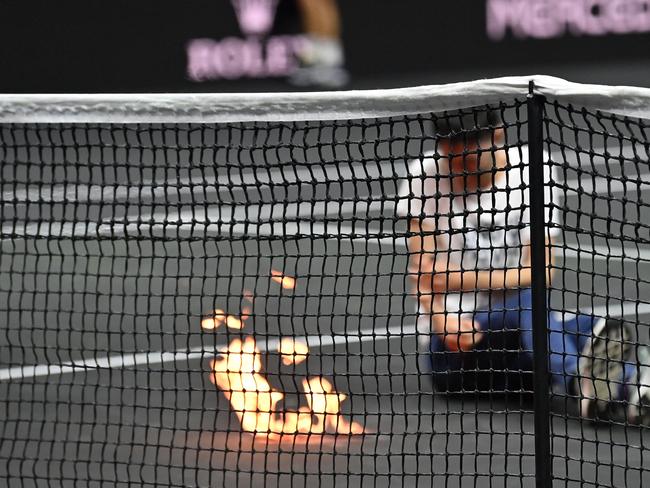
(202, 271, 363, 436)
(270, 269, 296, 289)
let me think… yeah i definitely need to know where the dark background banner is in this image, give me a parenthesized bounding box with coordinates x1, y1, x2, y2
(1, 0, 649, 92)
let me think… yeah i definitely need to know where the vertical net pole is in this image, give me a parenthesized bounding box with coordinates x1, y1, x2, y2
(527, 84, 552, 487)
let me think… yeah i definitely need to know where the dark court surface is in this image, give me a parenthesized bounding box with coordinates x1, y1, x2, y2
(2, 235, 650, 487)
(1, 112, 650, 486)
(3, 339, 650, 487)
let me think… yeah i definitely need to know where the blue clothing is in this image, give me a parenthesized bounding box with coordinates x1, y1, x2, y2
(427, 288, 600, 392)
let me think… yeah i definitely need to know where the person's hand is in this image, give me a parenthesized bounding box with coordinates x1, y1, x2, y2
(408, 251, 435, 292)
(411, 270, 452, 298)
(438, 316, 484, 352)
(431, 272, 452, 294)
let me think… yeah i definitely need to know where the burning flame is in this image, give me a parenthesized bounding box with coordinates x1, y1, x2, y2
(210, 337, 284, 434)
(201, 309, 244, 330)
(270, 269, 296, 290)
(203, 270, 363, 436)
(279, 338, 309, 365)
(240, 306, 252, 322)
(209, 338, 363, 435)
(302, 377, 364, 435)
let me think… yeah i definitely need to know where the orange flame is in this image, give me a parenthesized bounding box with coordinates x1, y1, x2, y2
(201, 309, 244, 330)
(271, 270, 296, 290)
(279, 338, 309, 365)
(209, 336, 363, 435)
(210, 337, 284, 433)
(204, 270, 363, 436)
(241, 306, 252, 322)
(302, 377, 365, 435)
(241, 290, 255, 321)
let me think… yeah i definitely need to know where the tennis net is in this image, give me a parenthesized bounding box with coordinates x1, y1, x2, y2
(1, 76, 649, 487)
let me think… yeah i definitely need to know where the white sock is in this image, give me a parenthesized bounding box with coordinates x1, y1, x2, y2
(303, 35, 345, 67)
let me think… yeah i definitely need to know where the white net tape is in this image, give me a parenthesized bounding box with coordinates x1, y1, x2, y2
(0, 75, 650, 123)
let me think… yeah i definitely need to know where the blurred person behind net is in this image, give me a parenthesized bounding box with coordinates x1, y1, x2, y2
(396, 110, 650, 425)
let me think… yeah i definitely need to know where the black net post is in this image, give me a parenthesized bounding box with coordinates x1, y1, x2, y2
(527, 84, 553, 487)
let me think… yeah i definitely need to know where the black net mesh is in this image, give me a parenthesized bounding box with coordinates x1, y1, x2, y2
(544, 102, 650, 487)
(0, 97, 648, 487)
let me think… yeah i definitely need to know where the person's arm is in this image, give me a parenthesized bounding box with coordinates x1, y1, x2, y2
(409, 217, 555, 295)
(434, 238, 555, 293)
(407, 218, 483, 350)
(406, 218, 437, 298)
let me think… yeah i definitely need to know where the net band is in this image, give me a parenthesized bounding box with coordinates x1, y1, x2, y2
(0, 75, 650, 122)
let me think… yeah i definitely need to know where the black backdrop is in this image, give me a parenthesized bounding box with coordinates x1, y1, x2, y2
(1, 0, 649, 93)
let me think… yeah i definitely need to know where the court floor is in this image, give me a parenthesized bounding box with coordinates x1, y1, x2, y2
(1, 137, 650, 487)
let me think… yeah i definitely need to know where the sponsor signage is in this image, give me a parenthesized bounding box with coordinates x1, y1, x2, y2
(186, 0, 306, 81)
(487, 0, 650, 40)
(0, 1, 649, 92)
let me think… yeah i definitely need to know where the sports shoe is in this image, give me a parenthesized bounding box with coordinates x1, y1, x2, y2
(289, 35, 350, 89)
(577, 318, 634, 421)
(289, 64, 350, 89)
